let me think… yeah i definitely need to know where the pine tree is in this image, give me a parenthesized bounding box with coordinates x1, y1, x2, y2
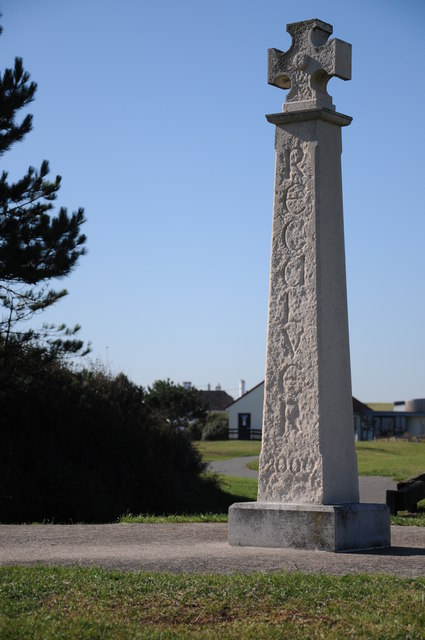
(0, 24, 87, 359)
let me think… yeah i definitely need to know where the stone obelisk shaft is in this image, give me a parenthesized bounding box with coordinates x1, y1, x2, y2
(258, 109, 359, 505)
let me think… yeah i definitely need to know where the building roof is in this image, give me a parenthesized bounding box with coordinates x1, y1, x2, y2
(352, 397, 373, 414)
(200, 389, 234, 412)
(224, 380, 265, 409)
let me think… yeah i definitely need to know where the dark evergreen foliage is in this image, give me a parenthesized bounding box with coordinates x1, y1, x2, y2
(0, 29, 87, 356)
(0, 56, 36, 153)
(0, 345, 208, 523)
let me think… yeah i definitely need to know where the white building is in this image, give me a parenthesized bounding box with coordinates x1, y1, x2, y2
(227, 382, 264, 440)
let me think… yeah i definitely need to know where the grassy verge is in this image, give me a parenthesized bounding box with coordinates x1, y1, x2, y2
(391, 512, 425, 526)
(119, 513, 228, 523)
(195, 440, 261, 461)
(120, 472, 425, 526)
(1, 566, 425, 639)
(120, 487, 425, 527)
(216, 475, 257, 501)
(121, 474, 258, 523)
(229, 440, 425, 480)
(356, 440, 425, 480)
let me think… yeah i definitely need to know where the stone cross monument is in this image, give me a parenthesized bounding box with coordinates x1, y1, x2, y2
(229, 19, 390, 551)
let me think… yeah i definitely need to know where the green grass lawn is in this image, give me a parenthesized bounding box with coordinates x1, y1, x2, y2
(356, 440, 425, 480)
(1, 566, 425, 639)
(216, 475, 258, 501)
(222, 440, 425, 481)
(195, 440, 261, 461)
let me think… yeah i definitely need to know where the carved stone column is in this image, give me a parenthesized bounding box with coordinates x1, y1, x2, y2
(258, 108, 359, 506)
(228, 19, 390, 551)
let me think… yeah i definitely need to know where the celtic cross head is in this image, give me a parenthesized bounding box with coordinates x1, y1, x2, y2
(268, 19, 351, 112)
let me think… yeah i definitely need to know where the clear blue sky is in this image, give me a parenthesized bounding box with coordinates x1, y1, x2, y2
(2, 0, 424, 402)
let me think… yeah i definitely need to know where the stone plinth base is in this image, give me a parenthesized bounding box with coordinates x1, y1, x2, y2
(228, 502, 390, 552)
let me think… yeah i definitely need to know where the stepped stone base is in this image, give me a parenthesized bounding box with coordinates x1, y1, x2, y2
(228, 502, 391, 552)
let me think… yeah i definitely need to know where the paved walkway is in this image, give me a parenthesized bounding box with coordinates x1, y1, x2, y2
(209, 456, 259, 479)
(1, 523, 425, 577)
(0, 460, 406, 576)
(208, 457, 397, 503)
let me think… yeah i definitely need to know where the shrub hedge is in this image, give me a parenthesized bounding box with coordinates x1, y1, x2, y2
(202, 412, 229, 441)
(0, 346, 208, 523)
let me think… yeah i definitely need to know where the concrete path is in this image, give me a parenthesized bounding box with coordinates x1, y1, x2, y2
(0, 461, 403, 577)
(1, 523, 425, 577)
(209, 456, 259, 479)
(208, 457, 397, 503)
